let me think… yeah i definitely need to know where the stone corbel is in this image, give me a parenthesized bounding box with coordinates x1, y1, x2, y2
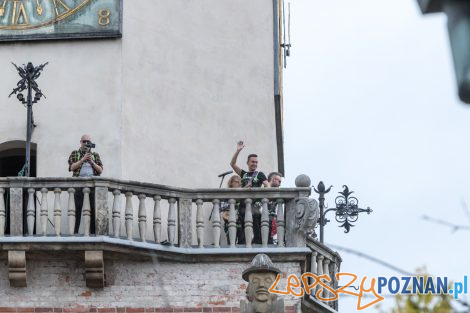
(85, 250, 105, 288)
(8, 250, 27, 287)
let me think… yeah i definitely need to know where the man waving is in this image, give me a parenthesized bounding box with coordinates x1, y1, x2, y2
(230, 140, 268, 188)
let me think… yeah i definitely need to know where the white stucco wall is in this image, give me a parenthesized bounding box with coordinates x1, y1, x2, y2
(0, 0, 279, 188)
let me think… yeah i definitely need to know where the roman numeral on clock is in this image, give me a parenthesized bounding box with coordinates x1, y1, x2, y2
(52, 0, 70, 16)
(0, 0, 6, 17)
(11, 1, 29, 25)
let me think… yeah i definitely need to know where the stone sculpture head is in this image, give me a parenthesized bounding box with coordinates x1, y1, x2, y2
(242, 254, 284, 313)
(246, 271, 277, 303)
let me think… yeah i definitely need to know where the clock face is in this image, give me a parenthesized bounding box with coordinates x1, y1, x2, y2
(0, 0, 121, 40)
(0, 0, 93, 30)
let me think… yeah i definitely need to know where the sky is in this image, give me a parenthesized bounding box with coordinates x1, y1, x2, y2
(283, 0, 470, 311)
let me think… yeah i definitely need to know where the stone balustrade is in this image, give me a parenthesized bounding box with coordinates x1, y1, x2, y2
(304, 237, 342, 311)
(0, 175, 343, 309)
(0, 176, 316, 249)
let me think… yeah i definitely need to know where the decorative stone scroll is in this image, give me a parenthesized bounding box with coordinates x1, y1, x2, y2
(8, 250, 26, 287)
(286, 197, 319, 247)
(85, 250, 105, 288)
(295, 198, 320, 234)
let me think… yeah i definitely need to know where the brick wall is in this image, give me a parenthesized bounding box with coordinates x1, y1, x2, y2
(0, 254, 301, 311)
(0, 307, 296, 313)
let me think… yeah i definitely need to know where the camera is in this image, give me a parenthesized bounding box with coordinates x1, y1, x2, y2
(83, 140, 96, 152)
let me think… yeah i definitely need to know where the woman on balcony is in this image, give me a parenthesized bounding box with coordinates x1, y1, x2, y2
(220, 175, 245, 244)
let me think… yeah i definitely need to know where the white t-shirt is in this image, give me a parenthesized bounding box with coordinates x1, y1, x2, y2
(79, 162, 94, 177)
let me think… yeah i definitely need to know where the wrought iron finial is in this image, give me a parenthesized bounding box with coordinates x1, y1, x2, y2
(331, 185, 371, 233)
(9, 61, 47, 177)
(314, 181, 332, 194)
(316, 182, 372, 242)
(9, 62, 48, 100)
(312, 181, 332, 243)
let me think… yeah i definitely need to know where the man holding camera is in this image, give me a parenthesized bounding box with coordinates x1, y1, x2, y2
(68, 134, 103, 234)
(68, 134, 103, 177)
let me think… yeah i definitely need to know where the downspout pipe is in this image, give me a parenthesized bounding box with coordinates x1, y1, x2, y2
(273, 0, 285, 175)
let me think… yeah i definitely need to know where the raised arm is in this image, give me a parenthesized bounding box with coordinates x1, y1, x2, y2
(230, 140, 245, 176)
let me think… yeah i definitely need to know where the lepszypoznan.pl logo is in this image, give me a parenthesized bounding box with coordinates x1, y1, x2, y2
(268, 272, 468, 310)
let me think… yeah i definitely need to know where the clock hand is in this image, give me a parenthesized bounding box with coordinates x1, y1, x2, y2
(35, 0, 43, 16)
(0, 0, 6, 17)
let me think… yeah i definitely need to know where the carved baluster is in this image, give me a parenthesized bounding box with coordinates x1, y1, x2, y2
(310, 251, 318, 296)
(228, 199, 236, 247)
(330, 261, 339, 309)
(244, 199, 253, 248)
(331, 261, 339, 291)
(125, 192, 133, 240)
(316, 255, 324, 296)
(322, 258, 331, 299)
(67, 188, 76, 235)
(40, 188, 48, 236)
(261, 198, 269, 247)
(138, 194, 147, 242)
(53, 188, 62, 236)
(153, 195, 161, 243)
(82, 188, 91, 236)
(168, 198, 176, 245)
(196, 199, 204, 248)
(212, 199, 221, 248)
(26, 188, 35, 236)
(112, 190, 121, 237)
(0, 188, 5, 236)
(276, 199, 285, 247)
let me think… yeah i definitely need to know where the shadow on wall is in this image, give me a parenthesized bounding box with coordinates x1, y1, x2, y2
(0, 140, 37, 236)
(0, 140, 36, 177)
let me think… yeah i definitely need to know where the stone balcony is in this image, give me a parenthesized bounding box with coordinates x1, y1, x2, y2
(0, 176, 341, 312)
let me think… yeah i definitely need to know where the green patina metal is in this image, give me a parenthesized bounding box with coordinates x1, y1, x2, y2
(0, 0, 122, 41)
(418, 0, 470, 103)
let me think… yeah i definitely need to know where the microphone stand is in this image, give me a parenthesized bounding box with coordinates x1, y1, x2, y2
(210, 171, 232, 221)
(219, 172, 231, 188)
